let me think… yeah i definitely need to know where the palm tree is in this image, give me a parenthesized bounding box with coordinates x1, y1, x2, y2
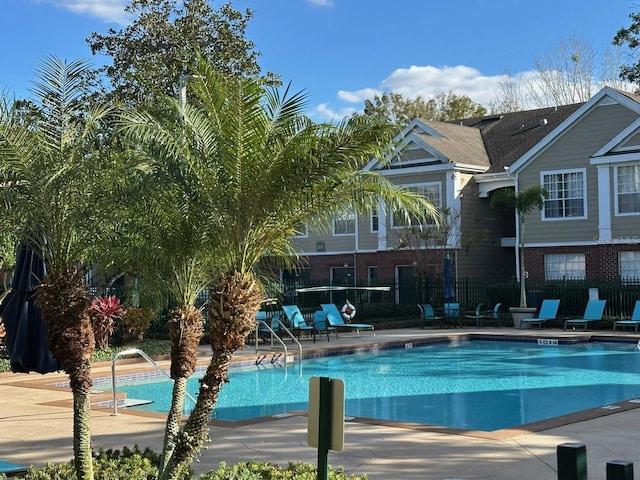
(0, 57, 122, 480)
(491, 185, 548, 308)
(119, 58, 438, 479)
(111, 156, 214, 471)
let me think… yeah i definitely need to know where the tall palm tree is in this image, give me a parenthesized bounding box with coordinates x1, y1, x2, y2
(111, 153, 215, 471)
(120, 58, 438, 479)
(0, 57, 121, 480)
(491, 185, 548, 308)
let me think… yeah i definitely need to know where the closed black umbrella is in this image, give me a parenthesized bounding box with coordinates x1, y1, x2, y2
(0, 244, 61, 374)
(443, 255, 455, 302)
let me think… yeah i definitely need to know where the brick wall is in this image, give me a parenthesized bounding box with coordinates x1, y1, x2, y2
(524, 244, 640, 281)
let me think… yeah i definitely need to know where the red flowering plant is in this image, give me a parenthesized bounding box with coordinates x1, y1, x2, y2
(89, 295, 124, 349)
(0, 317, 6, 355)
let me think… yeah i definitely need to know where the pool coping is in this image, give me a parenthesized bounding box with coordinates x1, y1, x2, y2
(4, 329, 640, 440)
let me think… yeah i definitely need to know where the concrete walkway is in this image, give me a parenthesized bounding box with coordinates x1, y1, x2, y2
(1, 327, 639, 479)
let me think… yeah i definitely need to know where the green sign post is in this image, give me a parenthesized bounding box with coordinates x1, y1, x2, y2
(308, 376, 345, 480)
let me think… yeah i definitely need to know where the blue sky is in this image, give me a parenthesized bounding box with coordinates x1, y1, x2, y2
(0, 0, 636, 121)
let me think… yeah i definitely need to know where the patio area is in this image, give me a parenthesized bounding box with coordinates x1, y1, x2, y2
(1, 327, 640, 480)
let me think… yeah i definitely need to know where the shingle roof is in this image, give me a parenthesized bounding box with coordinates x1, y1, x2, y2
(414, 120, 491, 168)
(455, 103, 583, 172)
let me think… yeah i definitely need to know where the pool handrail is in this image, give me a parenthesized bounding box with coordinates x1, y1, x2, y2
(111, 348, 197, 416)
(254, 319, 302, 363)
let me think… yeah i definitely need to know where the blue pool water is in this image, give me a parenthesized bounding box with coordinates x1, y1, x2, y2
(111, 340, 640, 431)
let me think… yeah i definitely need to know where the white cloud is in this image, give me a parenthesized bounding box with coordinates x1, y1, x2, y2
(36, 0, 131, 25)
(379, 65, 502, 105)
(313, 103, 356, 122)
(337, 88, 381, 103)
(306, 0, 334, 7)
(312, 64, 508, 121)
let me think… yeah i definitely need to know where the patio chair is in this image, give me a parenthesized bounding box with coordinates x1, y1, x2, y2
(563, 299, 607, 331)
(311, 309, 339, 342)
(520, 299, 561, 329)
(444, 302, 461, 328)
(464, 303, 486, 327)
(613, 300, 640, 332)
(481, 303, 503, 328)
(417, 304, 443, 329)
(255, 311, 284, 343)
(321, 303, 375, 336)
(282, 305, 316, 341)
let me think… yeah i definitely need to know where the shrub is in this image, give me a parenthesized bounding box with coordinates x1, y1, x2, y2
(199, 461, 367, 480)
(122, 307, 154, 341)
(90, 295, 124, 349)
(10, 445, 173, 480)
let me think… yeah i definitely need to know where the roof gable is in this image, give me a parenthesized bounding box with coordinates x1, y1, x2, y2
(364, 118, 490, 172)
(591, 115, 640, 163)
(508, 87, 640, 173)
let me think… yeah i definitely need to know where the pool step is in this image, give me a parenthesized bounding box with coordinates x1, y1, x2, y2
(117, 398, 153, 408)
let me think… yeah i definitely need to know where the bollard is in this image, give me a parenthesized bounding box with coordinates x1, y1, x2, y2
(607, 460, 634, 480)
(557, 443, 587, 480)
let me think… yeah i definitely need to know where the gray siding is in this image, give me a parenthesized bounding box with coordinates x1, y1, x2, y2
(520, 103, 639, 244)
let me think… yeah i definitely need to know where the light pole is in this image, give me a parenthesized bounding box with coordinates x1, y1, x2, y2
(178, 74, 203, 109)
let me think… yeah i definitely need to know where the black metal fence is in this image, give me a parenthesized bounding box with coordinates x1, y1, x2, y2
(279, 277, 640, 322)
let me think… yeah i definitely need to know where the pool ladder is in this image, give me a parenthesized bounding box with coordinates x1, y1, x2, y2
(110, 348, 197, 416)
(254, 320, 302, 365)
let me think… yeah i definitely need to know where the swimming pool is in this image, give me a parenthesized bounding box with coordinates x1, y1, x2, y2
(109, 339, 640, 431)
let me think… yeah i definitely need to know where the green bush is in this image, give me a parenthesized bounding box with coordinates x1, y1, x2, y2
(10, 458, 366, 479)
(90, 339, 172, 364)
(9, 445, 168, 480)
(199, 461, 367, 480)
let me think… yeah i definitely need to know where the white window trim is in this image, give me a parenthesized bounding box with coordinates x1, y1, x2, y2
(333, 211, 356, 236)
(541, 168, 588, 221)
(620, 251, 640, 279)
(544, 252, 586, 280)
(293, 223, 308, 238)
(370, 208, 379, 233)
(614, 163, 640, 216)
(391, 181, 441, 229)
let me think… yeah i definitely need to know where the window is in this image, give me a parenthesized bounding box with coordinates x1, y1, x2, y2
(544, 253, 586, 280)
(542, 169, 586, 219)
(370, 208, 379, 233)
(333, 211, 355, 235)
(293, 223, 308, 237)
(620, 251, 640, 279)
(616, 164, 640, 215)
(392, 183, 440, 228)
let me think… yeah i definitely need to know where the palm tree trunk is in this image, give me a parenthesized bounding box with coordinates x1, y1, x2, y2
(159, 272, 261, 480)
(519, 219, 527, 308)
(160, 304, 203, 473)
(73, 385, 94, 480)
(36, 269, 94, 480)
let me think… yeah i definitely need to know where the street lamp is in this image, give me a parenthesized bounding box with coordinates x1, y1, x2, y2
(178, 74, 203, 109)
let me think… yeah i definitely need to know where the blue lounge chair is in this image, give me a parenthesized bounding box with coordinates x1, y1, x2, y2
(311, 309, 338, 342)
(520, 299, 561, 329)
(418, 304, 443, 329)
(613, 300, 640, 332)
(282, 305, 316, 341)
(0, 459, 28, 477)
(563, 299, 607, 331)
(321, 303, 375, 336)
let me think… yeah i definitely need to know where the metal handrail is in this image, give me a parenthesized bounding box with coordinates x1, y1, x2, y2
(111, 348, 197, 416)
(254, 320, 302, 363)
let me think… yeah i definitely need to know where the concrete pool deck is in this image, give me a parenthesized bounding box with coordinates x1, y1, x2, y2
(2, 327, 640, 479)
